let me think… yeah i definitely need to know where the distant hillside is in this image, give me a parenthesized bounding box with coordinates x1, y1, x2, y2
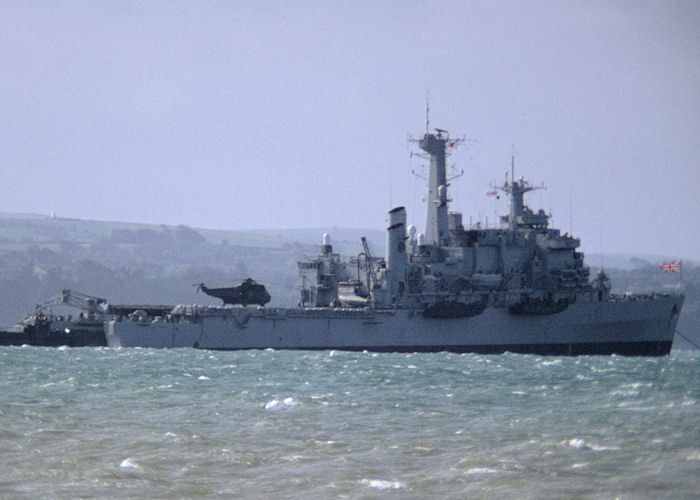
(586, 253, 696, 271)
(0, 213, 376, 327)
(247, 227, 386, 249)
(0, 212, 318, 250)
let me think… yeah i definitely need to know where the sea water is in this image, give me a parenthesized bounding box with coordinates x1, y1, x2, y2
(1, 346, 698, 499)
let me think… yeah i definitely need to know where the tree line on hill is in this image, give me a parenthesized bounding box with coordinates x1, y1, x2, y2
(0, 224, 315, 327)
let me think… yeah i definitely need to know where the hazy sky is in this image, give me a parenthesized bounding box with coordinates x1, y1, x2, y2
(2, 1, 698, 259)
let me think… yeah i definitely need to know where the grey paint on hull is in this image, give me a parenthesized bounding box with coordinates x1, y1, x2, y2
(106, 294, 682, 356)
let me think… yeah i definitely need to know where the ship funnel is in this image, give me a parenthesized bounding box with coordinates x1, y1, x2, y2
(386, 206, 407, 299)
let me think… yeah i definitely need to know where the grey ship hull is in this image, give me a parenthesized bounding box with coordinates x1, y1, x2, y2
(105, 126, 685, 357)
(106, 294, 682, 356)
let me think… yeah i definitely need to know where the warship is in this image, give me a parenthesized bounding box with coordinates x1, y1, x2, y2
(105, 126, 684, 355)
(0, 289, 108, 347)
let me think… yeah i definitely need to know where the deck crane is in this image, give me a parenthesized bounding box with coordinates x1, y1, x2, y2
(37, 289, 108, 320)
(360, 236, 380, 293)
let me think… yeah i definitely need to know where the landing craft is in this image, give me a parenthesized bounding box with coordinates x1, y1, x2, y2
(0, 289, 108, 346)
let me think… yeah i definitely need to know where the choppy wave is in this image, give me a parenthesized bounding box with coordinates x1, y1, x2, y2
(1, 346, 698, 498)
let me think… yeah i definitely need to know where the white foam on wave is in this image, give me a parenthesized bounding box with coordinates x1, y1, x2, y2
(265, 397, 297, 410)
(198, 375, 210, 380)
(540, 359, 562, 366)
(568, 438, 588, 449)
(466, 467, 499, 475)
(360, 479, 404, 490)
(587, 443, 618, 451)
(567, 438, 617, 451)
(119, 458, 142, 471)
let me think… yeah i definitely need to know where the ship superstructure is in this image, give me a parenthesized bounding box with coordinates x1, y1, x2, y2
(299, 129, 599, 316)
(105, 126, 684, 355)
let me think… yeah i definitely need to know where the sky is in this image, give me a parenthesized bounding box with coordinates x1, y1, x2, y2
(1, 1, 699, 259)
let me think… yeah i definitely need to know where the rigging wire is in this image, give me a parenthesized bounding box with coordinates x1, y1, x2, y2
(675, 328, 700, 350)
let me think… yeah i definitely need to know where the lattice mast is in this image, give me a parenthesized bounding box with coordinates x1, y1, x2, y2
(416, 129, 463, 246)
